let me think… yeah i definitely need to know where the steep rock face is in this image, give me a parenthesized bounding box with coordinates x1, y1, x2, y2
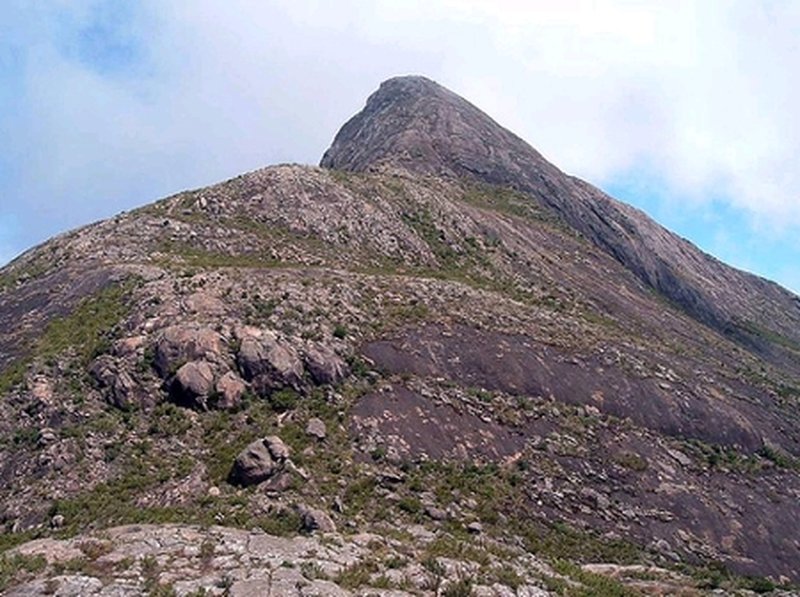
(322, 76, 800, 364)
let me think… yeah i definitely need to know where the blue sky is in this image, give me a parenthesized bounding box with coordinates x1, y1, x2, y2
(1, 1, 799, 294)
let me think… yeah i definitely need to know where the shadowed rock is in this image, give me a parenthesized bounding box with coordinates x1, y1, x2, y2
(229, 436, 290, 487)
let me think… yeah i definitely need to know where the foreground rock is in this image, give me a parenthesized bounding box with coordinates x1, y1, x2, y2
(305, 417, 327, 441)
(3, 523, 720, 596)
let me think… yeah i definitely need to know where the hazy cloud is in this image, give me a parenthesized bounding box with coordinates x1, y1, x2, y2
(1, 1, 798, 291)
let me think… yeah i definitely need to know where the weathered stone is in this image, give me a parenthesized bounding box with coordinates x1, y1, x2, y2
(214, 371, 246, 409)
(113, 335, 147, 357)
(174, 361, 215, 399)
(229, 439, 278, 486)
(580, 487, 611, 511)
(154, 326, 226, 377)
(297, 505, 336, 533)
(305, 417, 327, 441)
(303, 344, 349, 385)
(467, 521, 483, 534)
(237, 332, 303, 389)
(261, 471, 295, 494)
(265, 435, 290, 461)
(425, 506, 447, 521)
(38, 428, 57, 445)
(666, 448, 691, 468)
(88, 355, 143, 410)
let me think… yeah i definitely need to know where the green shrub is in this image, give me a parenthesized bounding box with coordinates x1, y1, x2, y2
(269, 388, 299, 412)
(335, 560, 379, 588)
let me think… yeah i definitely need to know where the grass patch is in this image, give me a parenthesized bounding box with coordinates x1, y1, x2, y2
(0, 553, 47, 591)
(0, 280, 136, 394)
(335, 560, 380, 589)
(551, 560, 638, 597)
(156, 240, 282, 270)
(613, 451, 648, 472)
(521, 521, 644, 566)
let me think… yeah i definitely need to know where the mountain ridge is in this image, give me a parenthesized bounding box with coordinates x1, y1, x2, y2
(1, 76, 800, 593)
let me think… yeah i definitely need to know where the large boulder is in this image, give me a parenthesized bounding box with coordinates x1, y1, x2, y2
(153, 326, 226, 378)
(303, 344, 349, 385)
(229, 436, 291, 487)
(236, 330, 303, 389)
(89, 356, 146, 410)
(172, 361, 216, 408)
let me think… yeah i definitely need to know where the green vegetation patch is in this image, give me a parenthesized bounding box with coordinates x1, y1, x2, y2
(549, 560, 638, 597)
(0, 553, 46, 592)
(155, 240, 281, 270)
(0, 279, 137, 394)
(738, 319, 800, 354)
(460, 184, 557, 225)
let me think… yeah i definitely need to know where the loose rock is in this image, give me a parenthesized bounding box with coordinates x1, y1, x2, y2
(305, 417, 327, 441)
(230, 439, 280, 486)
(297, 504, 336, 533)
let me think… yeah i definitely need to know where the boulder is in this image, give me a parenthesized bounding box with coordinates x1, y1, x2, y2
(229, 439, 279, 487)
(303, 345, 349, 385)
(237, 332, 303, 389)
(89, 356, 143, 410)
(297, 504, 336, 533)
(305, 418, 327, 441)
(265, 435, 291, 461)
(112, 335, 147, 357)
(172, 361, 216, 407)
(425, 506, 447, 521)
(229, 436, 291, 487)
(175, 361, 215, 396)
(215, 371, 246, 410)
(154, 326, 226, 377)
(261, 471, 295, 494)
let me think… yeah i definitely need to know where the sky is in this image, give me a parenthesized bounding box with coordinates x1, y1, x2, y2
(1, 1, 799, 293)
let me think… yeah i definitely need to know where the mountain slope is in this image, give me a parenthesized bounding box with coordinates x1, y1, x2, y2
(322, 76, 800, 367)
(1, 76, 800, 594)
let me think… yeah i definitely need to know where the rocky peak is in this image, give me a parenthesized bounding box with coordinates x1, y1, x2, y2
(322, 77, 800, 355)
(320, 75, 560, 187)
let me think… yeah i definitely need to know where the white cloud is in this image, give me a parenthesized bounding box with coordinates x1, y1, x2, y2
(1, 0, 799, 273)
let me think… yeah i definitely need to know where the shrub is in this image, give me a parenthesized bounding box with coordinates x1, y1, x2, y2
(269, 388, 299, 412)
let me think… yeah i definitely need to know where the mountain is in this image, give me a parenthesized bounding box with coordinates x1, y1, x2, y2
(323, 76, 800, 363)
(1, 75, 800, 595)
